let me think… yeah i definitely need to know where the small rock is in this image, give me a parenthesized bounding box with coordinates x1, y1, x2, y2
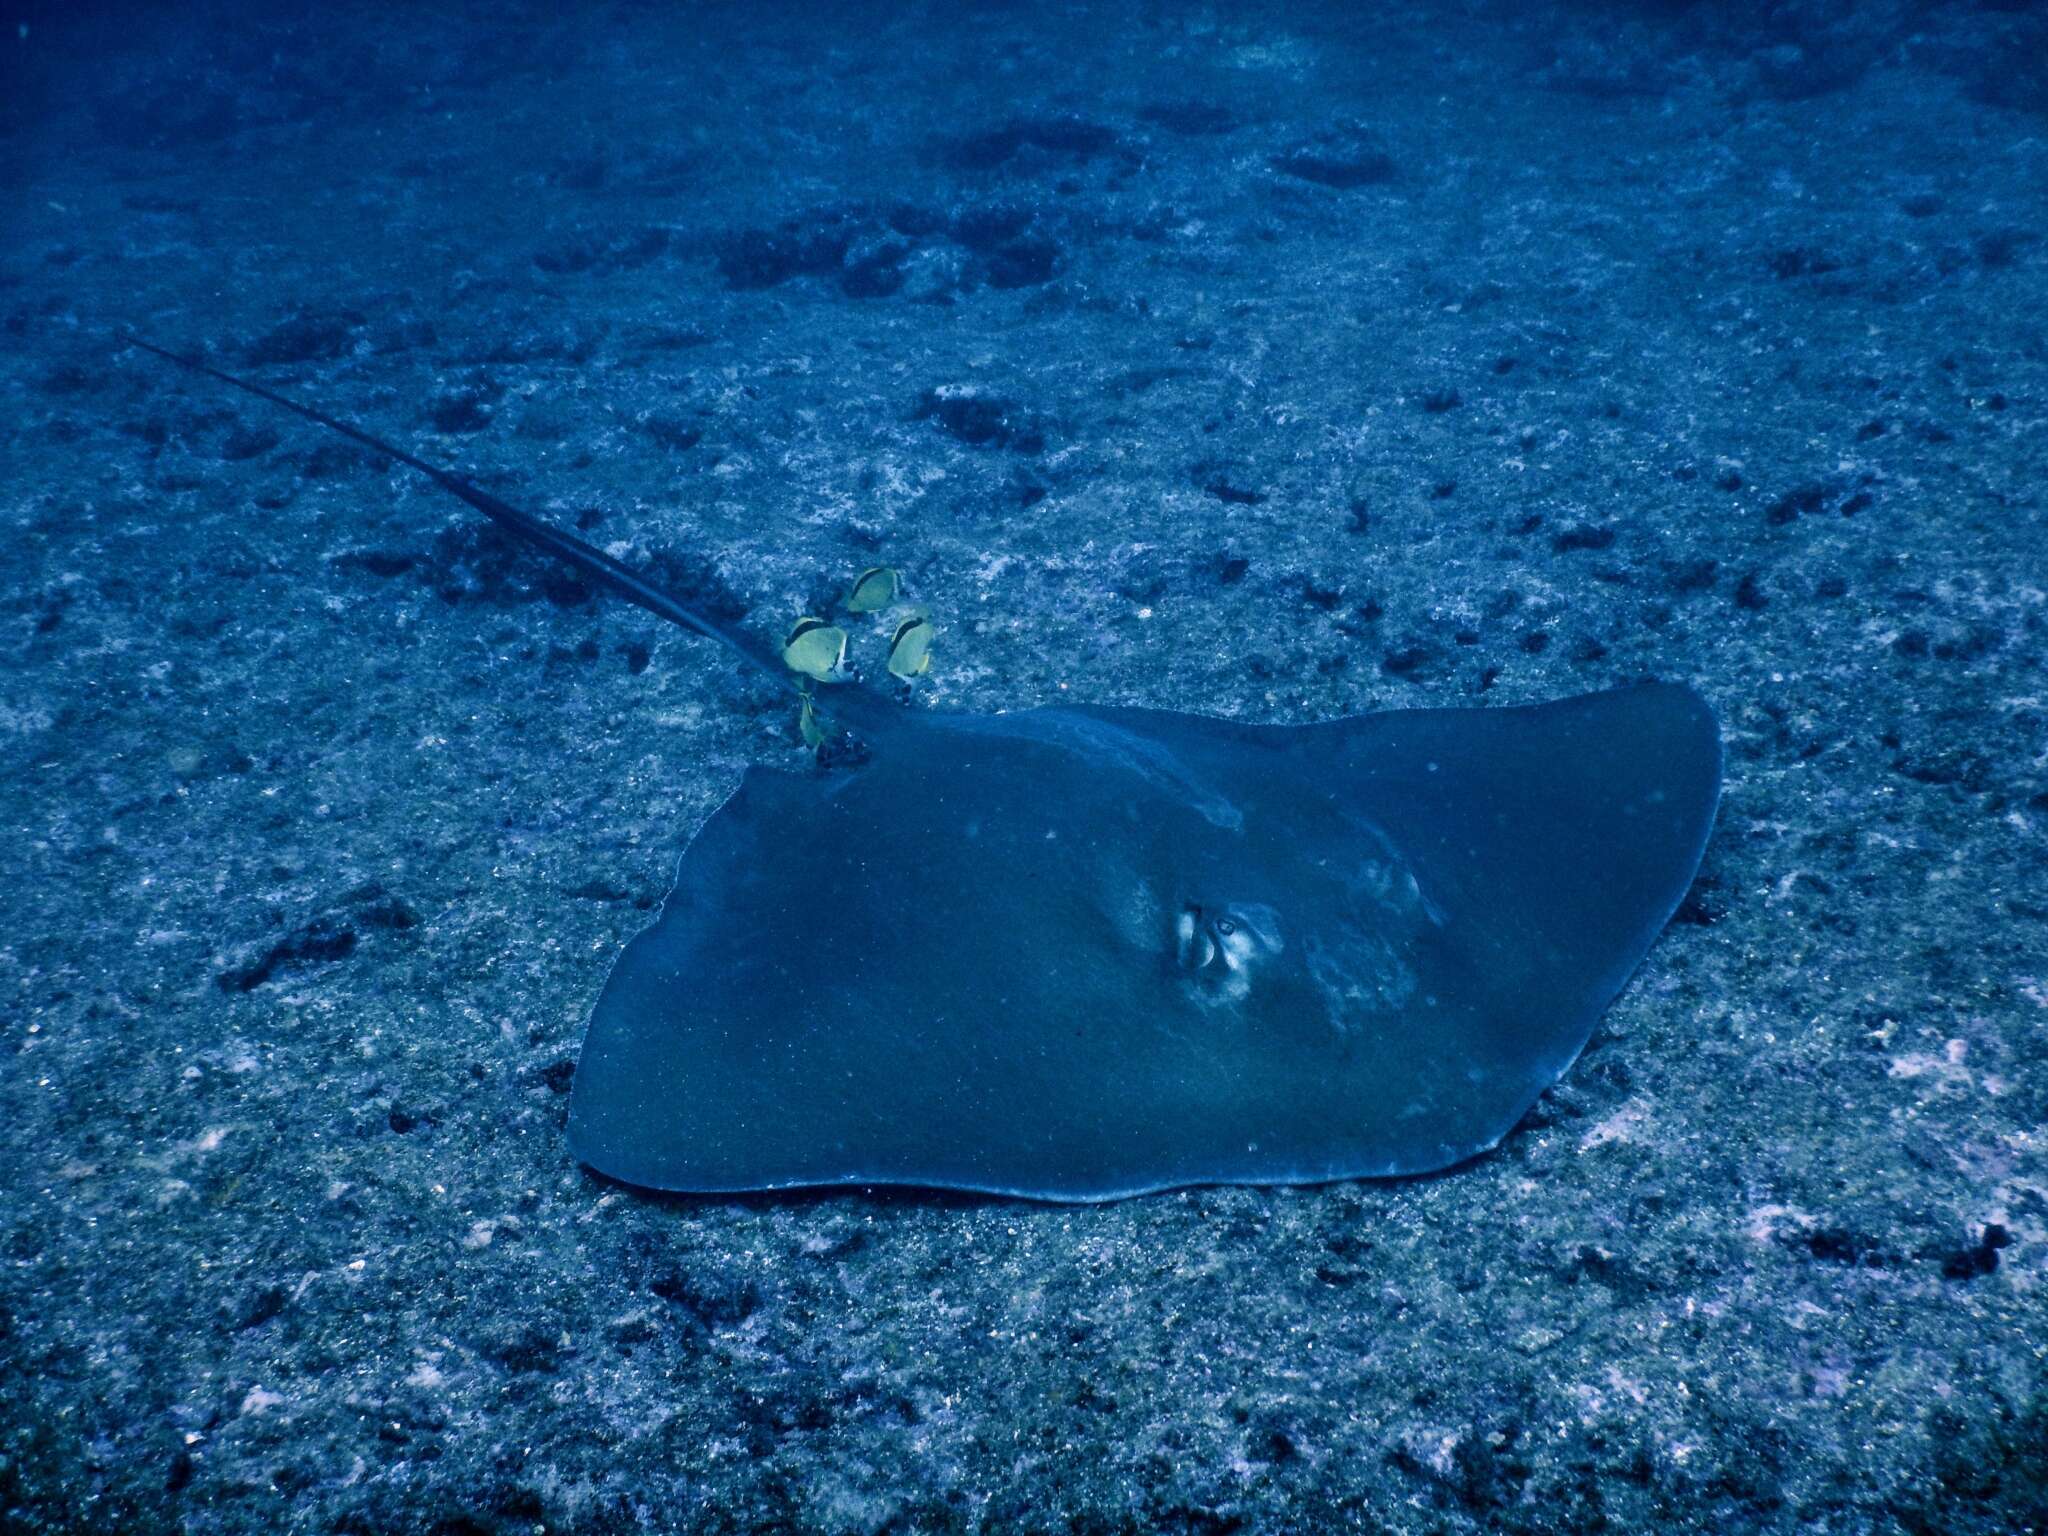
(1272, 125, 1397, 188)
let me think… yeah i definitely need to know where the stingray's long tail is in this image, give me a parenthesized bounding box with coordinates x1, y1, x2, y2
(126, 336, 795, 674)
(128, 336, 909, 741)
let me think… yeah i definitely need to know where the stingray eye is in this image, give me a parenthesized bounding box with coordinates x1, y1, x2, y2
(1214, 917, 1236, 937)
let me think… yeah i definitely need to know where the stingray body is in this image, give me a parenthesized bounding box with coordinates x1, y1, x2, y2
(576, 691, 1717, 1198)
(137, 340, 1721, 1201)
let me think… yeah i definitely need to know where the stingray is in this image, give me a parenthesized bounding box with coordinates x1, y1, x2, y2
(135, 339, 1721, 1202)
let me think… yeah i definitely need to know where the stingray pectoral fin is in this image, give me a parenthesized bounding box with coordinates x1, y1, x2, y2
(564, 764, 814, 1192)
(1325, 681, 1721, 1141)
(1368, 682, 1719, 985)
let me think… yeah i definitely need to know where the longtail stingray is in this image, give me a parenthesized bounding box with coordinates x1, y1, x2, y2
(134, 338, 1721, 1202)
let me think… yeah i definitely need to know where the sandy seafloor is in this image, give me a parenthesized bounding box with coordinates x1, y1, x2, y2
(2, 0, 2046, 1530)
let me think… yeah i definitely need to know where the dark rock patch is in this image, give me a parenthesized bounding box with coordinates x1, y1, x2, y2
(1272, 126, 1397, 189)
(331, 548, 418, 579)
(215, 880, 416, 992)
(1381, 644, 1444, 682)
(482, 1324, 563, 1375)
(229, 1284, 289, 1331)
(1674, 872, 1732, 926)
(39, 361, 101, 396)
(343, 881, 419, 933)
(1940, 1225, 2009, 1281)
(715, 210, 860, 289)
(641, 415, 703, 452)
(386, 1104, 431, 1135)
(218, 425, 279, 461)
(1007, 472, 1048, 509)
(218, 914, 357, 992)
(1803, 1226, 1902, 1269)
(534, 225, 669, 276)
(534, 1059, 576, 1094)
(886, 202, 948, 238)
(1140, 101, 1237, 136)
(639, 550, 752, 630)
(1892, 747, 1995, 794)
(427, 391, 493, 434)
(917, 388, 1043, 452)
(244, 311, 362, 368)
(470, 328, 596, 367)
(950, 203, 1035, 252)
(1766, 247, 1842, 281)
(649, 1269, 761, 1331)
(1551, 524, 1616, 553)
(1765, 484, 1828, 525)
(428, 522, 596, 608)
(1974, 228, 2035, 270)
(985, 236, 1061, 289)
(1196, 467, 1264, 506)
(942, 115, 1118, 173)
(532, 235, 601, 275)
(1294, 577, 1344, 611)
(1665, 557, 1719, 594)
(635, 323, 713, 352)
(840, 236, 912, 298)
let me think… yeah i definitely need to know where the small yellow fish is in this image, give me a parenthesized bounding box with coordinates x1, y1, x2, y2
(797, 691, 827, 749)
(845, 566, 900, 614)
(781, 617, 847, 682)
(886, 614, 934, 679)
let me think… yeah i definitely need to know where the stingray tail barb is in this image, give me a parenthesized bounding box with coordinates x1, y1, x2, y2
(126, 335, 910, 742)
